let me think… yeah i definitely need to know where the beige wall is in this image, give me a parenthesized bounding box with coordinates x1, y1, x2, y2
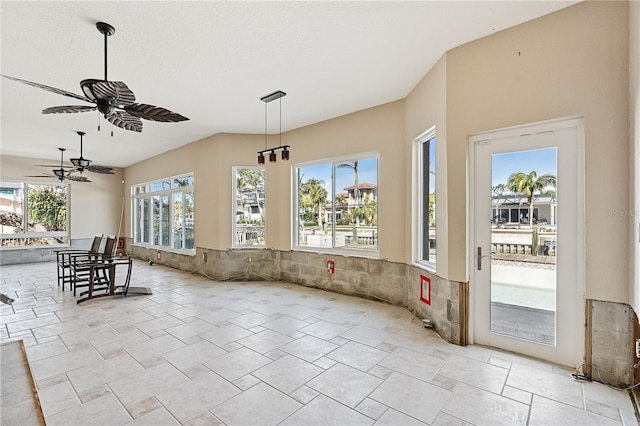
(124, 133, 264, 251)
(124, 100, 405, 259)
(441, 1, 630, 298)
(283, 101, 406, 260)
(0, 154, 124, 239)
(405, 55, 449, 276)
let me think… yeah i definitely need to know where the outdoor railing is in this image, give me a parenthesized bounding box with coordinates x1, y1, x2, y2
(235, 225, 265, 246)
(491, 241, 556, 256)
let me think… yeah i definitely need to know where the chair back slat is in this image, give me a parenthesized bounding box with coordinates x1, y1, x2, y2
(102, 235, 117, 258)
(89, 234, 104, 253)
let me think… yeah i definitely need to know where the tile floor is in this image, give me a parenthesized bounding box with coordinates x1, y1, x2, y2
(0, 260, 637, 425)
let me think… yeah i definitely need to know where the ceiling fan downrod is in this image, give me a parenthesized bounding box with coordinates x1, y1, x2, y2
(96, 22, 115, 81)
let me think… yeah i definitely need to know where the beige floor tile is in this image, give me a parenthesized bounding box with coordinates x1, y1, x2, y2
(212, 382, 301, 426)
(442, 382, 528, 425)
(204, 346, 271, 381)
(156, 372, 240, 423)
(529, 395, 620, 425)
(370, 372, 450, 424)
(108, 362, 188, 407)
(46, 393, 132, 426)
(307, 363, 383, 408)
(252, 354, 323, 393)
(280, 335, 339, 362)
(281, 394, 374, 425)
(326, 340, 389, 371)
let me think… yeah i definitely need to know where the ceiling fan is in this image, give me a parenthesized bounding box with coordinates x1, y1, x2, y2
(26, 148, 91, 183)
(2, 21, 188, 134)
(69, 131, 114, 174)
(35, 131, 114, 175)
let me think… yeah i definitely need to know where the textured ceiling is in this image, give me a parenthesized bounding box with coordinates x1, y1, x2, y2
(0, 1, 577, 168)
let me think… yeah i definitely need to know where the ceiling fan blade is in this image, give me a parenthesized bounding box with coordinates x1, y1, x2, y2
(42, 105, 97, 114)
(2, 74, 93, 102)
(81, 79, 135, 105)
(106, 111, 142, 132)
(123, 103, 189, 123)
(65, 175, 91, 183)
(85, 164, 115, 174)
(25, 175, 54, 178)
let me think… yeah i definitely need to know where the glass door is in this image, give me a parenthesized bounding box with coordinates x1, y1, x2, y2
(471, 119, 584, 367)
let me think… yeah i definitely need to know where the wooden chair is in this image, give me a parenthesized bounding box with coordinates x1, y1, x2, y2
(69, 235, 117, 296)
(56, 234, 103, 291)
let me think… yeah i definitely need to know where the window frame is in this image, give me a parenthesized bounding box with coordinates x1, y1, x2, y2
(232, 166, 266, 248)
(292, 152, 379, 258)
(132, 173, 195, 254)
(413, 127, 437, 270)
(0, 180, 70, 248)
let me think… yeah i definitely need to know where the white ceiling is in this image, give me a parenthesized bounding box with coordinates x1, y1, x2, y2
(1, 1, 577, 168)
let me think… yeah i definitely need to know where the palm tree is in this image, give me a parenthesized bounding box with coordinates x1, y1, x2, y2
(337, 161, 360, 211)
(300, 178, 328, 227)
(337, 161, 360, 240)
(492, 183, 507, 223)
(507, 171, 556, 228)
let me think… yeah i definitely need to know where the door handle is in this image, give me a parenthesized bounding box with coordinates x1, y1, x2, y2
(477, 247, 494, 270)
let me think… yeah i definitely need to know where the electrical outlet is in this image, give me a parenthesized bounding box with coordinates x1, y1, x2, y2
(247, 257, 253, 264)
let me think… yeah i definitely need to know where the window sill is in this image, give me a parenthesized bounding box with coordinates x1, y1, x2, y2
(413, 261, 436, 275)
(293, 246, 380, 260)
(131, 244, 196, 257)
(231, 246, 267, 250)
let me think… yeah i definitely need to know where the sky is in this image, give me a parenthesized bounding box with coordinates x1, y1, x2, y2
(492, 147, 557, 188)
(298, 157, 378, 198)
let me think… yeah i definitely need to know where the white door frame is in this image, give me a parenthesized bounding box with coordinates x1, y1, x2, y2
(468, 116, 585, 367)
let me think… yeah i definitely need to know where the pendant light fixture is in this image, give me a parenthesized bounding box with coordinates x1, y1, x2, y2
(257, 90, 290, 164)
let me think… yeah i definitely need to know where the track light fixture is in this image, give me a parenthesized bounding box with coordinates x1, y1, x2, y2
(258, 90, 289, 164)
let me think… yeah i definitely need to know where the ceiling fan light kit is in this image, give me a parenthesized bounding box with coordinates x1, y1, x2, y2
(257, 90, 290, 165)
(2, 21, 188, 134)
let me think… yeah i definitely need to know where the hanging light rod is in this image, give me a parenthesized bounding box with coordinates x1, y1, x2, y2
(257, 145, 289, 155)
(258, 90, 289, 164)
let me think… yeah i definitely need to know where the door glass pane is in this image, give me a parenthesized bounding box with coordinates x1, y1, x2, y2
(173, 192, 184, 249)
(142, 198, 150, 243)
(184, 192, 194, 249)
(490, 147, 557, 345)
(152, 195, 160, 245)
(161, 195, 169, 246)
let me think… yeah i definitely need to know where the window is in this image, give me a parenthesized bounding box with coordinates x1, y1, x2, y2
(0, 181, 69, 247)
(133, 174, 194, 251)
(233, 167, 266, 247)
(417, 132, 436, 266)
(295, 154, 378, 254)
